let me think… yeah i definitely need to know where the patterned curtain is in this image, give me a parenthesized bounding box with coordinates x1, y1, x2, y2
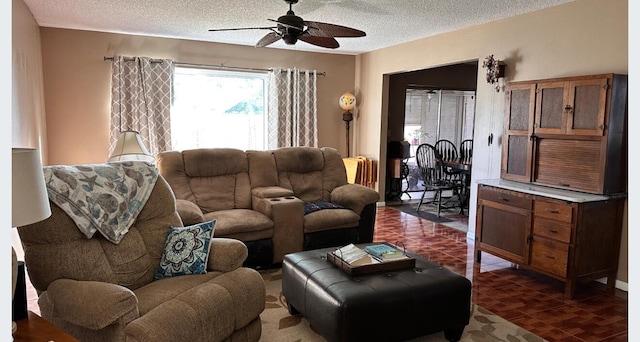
(109, 56, 174, 156)
(267, 68, 318, 148)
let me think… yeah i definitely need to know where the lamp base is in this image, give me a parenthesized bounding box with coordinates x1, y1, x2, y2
(13, 261, 28, 321)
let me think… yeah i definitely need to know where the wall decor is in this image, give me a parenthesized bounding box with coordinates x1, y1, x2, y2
(482, 54, 505, 92)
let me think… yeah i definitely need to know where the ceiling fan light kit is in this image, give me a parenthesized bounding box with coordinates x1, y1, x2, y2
(208, 0, 366, 49)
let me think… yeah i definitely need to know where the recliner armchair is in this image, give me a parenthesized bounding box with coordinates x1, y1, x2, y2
(17, 175, 265, 342)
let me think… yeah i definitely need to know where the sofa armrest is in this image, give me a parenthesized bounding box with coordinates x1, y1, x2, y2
(330, 183, 380, 215)
(252, 186, 295, 217)
(252, 186, 294, 199)
(43, 279, 139, 330)
(252, 194, 304, 263)
(176, 199, 205, 226)
(207, 238, 249, 272)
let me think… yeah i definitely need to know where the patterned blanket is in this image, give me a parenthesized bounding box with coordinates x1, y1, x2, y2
(44, 162, 158, 244)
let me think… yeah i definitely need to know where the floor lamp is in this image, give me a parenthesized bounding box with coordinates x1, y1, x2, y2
(339, 92, 356, 157)
(12, 148, 52, 335)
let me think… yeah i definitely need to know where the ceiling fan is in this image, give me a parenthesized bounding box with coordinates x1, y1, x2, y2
(208, 0, 366, 49)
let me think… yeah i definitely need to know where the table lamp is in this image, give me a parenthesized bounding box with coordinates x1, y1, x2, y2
(12, 148, 52, 334)
(108, 131, 155, 163)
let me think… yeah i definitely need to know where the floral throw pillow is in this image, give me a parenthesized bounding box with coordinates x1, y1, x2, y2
(154, 220, 215, 280)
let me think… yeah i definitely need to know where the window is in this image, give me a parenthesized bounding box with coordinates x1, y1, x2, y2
(171, 67, 268, 151)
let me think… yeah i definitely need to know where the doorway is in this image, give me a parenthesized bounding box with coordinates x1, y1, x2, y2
(384, 61, 478, 231)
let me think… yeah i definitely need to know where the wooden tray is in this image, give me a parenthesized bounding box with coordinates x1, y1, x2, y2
(327, 251, 416, 275)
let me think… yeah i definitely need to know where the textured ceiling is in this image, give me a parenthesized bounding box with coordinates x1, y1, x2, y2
(23, 0, 574, 55)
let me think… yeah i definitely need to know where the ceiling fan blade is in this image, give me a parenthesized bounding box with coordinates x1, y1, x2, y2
(208, 26, 276, 32)
(304, 21, 366, 38)
(256, 32, 282, 48)
(298, 35, 339, 49)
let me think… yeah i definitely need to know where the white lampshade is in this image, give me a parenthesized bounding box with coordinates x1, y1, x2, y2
(339, 92, 356, 111)
(108, 131, 155, 163)
(12, 148, 52, 227)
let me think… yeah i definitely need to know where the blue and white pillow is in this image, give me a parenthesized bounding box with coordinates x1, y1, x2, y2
(154, 220, 215, 280)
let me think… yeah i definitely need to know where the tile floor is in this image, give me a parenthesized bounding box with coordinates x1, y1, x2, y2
(21, 205, 628, 341)
(375, 205, 628, 342)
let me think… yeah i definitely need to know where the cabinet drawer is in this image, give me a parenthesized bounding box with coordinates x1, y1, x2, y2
(533, 217, 571, 243)
(478, 187, 532, 210)
(534, 201, 573, 223)
(530, 238, 568, 277)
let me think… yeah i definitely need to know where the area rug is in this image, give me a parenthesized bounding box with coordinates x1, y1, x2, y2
(388, 203, 470, 233)
(259, 268, 547, 342)
(389, 203, 456, 223)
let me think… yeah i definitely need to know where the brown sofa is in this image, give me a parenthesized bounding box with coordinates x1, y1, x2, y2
(18, 175, 265, 342)
(157, 147, 380, 267)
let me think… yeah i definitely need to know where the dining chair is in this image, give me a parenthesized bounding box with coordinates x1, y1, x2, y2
(459, 139, 473, 164)
(435, 139, 464, 187)
(415, 143, 464, 217)
(434, 139, 458, 162)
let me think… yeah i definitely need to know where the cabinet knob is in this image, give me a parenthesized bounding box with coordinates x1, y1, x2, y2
(548, 229, 558, 234)
(564, 105, 572, 113)
(547, 209, 560, 214)
(543, 254, 556, 259)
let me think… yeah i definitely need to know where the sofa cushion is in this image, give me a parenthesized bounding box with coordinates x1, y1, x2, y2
(154, 221, 215, 279)
(303, 208, 360, 233)
(131, 267, 265, 341)
(273, 147, 326, 202)
(204, 209, 274, 241)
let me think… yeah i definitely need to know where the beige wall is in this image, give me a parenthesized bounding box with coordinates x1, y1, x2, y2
(355, 0, 628, 282)
(39, 28, 356, 164)
(12, 0, 47, 158)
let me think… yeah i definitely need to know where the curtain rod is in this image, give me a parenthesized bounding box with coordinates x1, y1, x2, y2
(103, 56, 326, 76)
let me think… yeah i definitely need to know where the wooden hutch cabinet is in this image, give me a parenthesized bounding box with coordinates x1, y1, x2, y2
(501, 73, 627, 195)
(478, 73, 627, 299)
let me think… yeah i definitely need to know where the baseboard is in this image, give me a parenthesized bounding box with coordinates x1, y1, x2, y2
(596, 278, 628, 292)
(466, 231, 475, 240)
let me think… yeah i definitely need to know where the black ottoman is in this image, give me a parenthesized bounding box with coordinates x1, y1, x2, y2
(282, 246, 472, 342)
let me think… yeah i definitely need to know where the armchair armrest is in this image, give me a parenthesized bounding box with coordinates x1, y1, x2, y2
(176, 199, 205, 226)
(43, 279, 138, 330)
(207, 238, 249, 272)
(330, 183, 380, 215)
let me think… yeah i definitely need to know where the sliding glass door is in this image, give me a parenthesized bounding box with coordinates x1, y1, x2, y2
(405, 89, 475, 148)
(404, 88, 476, 192)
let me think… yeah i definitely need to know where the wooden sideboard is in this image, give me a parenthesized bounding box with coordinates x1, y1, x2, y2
(475, 179, 625, 299)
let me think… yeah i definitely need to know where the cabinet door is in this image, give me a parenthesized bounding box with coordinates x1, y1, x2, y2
(501, 83, 535, 182)
(565, 77, 608, 136)
(476, 199, 532, 264)
(534, 81, 566, 134)
(533, 137, 602, 193)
